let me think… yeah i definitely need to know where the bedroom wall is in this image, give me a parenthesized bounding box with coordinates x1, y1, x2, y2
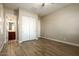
(0, 4, 4, 51)
(41, 4, 79, 45)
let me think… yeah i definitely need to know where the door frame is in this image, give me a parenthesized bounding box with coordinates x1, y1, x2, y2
(4, 14, 18, 43)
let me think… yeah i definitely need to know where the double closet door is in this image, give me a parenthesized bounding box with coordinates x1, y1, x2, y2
(21, 16, 36, 41)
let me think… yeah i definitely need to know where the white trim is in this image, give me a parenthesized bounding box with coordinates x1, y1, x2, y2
(41, 36, 79, 47)
(19, 41, 23, 43)
(19, 38, 38, 43)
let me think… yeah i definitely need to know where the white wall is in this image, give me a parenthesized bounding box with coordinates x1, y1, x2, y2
(18, 8, 40, 43)
(41, 4, 79, 45)
(0, 4, 4, 51)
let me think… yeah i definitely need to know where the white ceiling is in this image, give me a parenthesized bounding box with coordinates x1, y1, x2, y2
(3, 3, 70, 16)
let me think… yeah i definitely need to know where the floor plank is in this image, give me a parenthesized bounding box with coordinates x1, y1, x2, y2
(0, 38, 79, 56)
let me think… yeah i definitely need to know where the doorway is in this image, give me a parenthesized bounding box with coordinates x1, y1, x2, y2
(8, 21, 16, 40)
(5, 14, 17, 42)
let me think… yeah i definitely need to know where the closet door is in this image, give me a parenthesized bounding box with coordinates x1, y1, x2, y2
(29, 17, 36, 40)
(22, 16, 30, 41)
(21, 16, 36, 42)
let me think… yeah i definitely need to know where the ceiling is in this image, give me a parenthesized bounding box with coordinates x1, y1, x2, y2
(3, 3, 71, 16)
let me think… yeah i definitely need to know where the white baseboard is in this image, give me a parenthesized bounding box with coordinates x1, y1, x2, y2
(41, 37, 79, 47)
(19, 41, 23, 43)
(19, 38, 38, 43)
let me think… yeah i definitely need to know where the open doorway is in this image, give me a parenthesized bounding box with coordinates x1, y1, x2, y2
(5, 14, 17, 42)
(8, 21, 16, 40)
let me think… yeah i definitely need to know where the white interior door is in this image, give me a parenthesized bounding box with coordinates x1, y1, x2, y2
(22, 16, 36, 41)
(29, 17, 36, 40)
(22, 16, 30, 41)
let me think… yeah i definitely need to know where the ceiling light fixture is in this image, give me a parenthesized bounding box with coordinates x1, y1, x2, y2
(33, 3, 53, 9)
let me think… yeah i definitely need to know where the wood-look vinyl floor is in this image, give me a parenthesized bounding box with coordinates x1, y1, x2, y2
(0, 38, 79, 56)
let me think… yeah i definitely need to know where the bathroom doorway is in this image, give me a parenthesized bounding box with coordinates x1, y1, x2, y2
(8, 21, 16, 40)
(5, 14, 17, 42)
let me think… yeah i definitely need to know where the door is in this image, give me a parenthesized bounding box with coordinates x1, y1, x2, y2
(22, 16, 36, 42)
(22, 16, 30, 41)
(29, 17, 36, 40)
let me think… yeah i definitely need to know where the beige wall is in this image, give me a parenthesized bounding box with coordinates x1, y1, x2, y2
(41, 4, 79, 45)
(4, 7, 15, 15)
(18, 8, 40, 42)
(0, 4, 4, 51)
